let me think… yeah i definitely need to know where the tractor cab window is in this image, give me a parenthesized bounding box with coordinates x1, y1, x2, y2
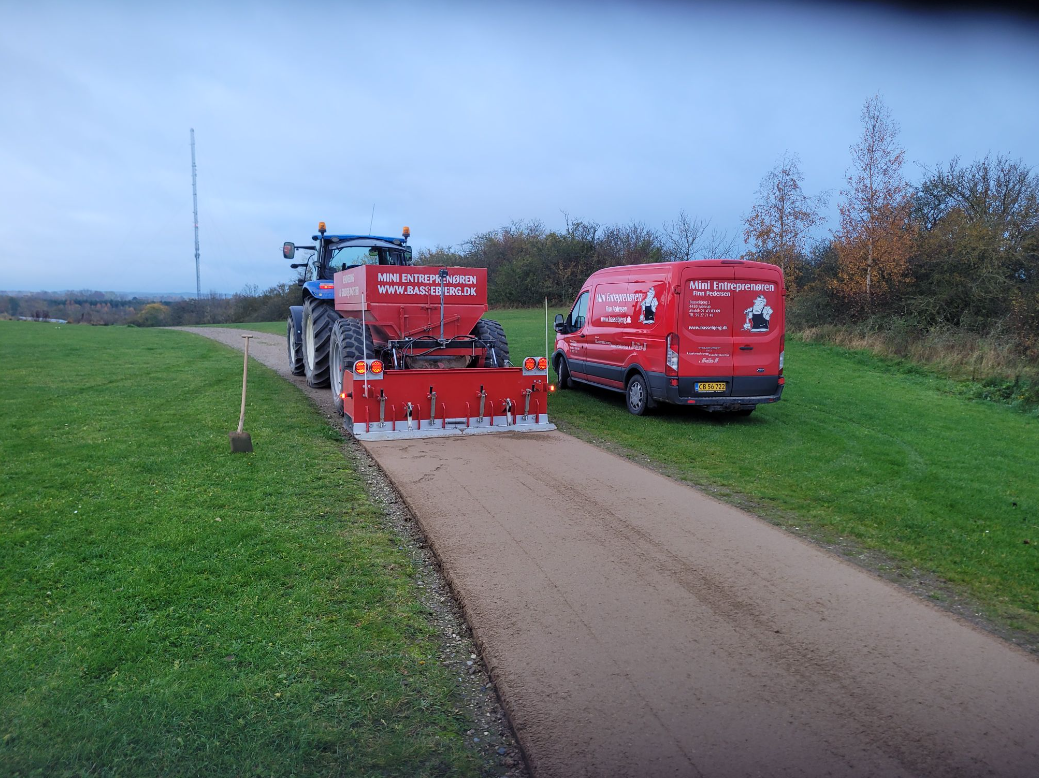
(329, 246, 411, 272)
(569, 291, 589, 330)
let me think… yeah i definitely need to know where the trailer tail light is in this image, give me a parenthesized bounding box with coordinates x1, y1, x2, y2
(522, 356, 548, 376)
(370, 360, 384, 375)
(665, 333, 679, 376)
(354, 360, 367, 375)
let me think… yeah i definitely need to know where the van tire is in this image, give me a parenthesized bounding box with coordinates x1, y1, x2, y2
(625, 373, 654, 416)
(556, 356, 572, 389)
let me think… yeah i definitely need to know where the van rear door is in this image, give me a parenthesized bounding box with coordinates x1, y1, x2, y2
(731, 265, 784, 396)
(677, 265, 735, 396)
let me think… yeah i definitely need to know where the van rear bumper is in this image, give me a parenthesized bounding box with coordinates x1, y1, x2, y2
(648, 373, 784, 409)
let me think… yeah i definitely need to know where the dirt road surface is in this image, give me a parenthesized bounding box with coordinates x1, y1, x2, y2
(184, 327, 1039, 777)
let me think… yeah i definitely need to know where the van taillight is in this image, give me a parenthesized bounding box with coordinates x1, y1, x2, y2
(666, 333, 679, 376)
(779, 335, 785, 376)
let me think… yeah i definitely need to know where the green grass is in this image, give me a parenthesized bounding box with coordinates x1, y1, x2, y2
(200, 321, 285, 335)
(490, 308, 1039, 637)
(0, 321, 480, 777)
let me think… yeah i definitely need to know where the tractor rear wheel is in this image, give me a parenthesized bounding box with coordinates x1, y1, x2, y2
(472, 319, 510, 367)
(302, 298, 342, 388)
(287, 314, 304, 376)
(329, 318, 376, 416)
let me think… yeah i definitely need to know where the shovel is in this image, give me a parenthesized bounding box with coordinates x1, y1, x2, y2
(229, 335, 254, 453)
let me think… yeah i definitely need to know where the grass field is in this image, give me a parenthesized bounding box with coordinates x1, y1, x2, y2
(0, 321, 480, 776)
(197, 311, 1039, 637)
(203, 321, 285, 335)
(487, 308, 1039, 638)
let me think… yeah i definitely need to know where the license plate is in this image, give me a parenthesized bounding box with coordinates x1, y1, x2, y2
(695, 382, 726, 392)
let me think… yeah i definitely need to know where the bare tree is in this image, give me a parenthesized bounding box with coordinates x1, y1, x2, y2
(698, 226, 739, 260)
(835, 94, 913, 309)
(743, 152, 825, 282)
(662, 211, 708, 261)
(662, 211, 738, 261)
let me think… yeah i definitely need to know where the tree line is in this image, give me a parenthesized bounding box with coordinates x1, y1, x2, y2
(418, 95, 1039, 359)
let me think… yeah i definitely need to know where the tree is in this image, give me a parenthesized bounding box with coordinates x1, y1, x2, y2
(134, 303, 171, 327)
(910, 155, 1039, 334)
(743, 152, 825, 285)
(834, 95, 913, 310)
(663, 211, 738, 262)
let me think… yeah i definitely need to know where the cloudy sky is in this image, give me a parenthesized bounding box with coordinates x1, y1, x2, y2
(2, 0, 1037, 294)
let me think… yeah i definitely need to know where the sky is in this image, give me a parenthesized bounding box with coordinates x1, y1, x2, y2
(1, 0, 1038, 294)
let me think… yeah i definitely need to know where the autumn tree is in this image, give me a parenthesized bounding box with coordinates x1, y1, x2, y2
(835, 95, 913, 310)
(743, 153, 825, 286)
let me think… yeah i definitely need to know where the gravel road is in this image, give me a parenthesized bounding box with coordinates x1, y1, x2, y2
(182, 326, 1039, 778)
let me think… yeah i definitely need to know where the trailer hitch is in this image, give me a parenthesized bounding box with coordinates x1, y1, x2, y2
(521, 386, 533, 420)
(404, 402, 414, 431)
(503, 397, 514, 426)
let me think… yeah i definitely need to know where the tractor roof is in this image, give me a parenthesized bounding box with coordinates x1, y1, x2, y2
(313, 234, 408, 248)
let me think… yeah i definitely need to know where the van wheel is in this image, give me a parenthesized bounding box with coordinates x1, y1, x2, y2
(625, 374, 654, 416)
(556, 356, 572, 389)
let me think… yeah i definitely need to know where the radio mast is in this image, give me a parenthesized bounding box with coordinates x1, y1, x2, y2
(190, 128, 201, 300)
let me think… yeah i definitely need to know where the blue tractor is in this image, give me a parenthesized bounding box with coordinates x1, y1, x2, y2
(283, 222, 413, 388)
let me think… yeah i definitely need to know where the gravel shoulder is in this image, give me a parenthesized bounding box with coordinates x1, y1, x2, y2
(180, 326, 1039, 778)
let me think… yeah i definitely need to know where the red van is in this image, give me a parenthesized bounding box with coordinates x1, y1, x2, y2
(553, 259, 786, 415)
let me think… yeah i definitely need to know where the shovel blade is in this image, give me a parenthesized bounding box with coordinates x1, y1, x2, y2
(229, 431, 253, 453)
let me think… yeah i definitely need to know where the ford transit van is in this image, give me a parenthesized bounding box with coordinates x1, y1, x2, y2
(553, 260, 785, 415)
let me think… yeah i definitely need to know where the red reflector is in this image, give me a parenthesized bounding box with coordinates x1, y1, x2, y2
(319, 283, 334, 289)
(669, 378, 678, 387)
(354, 360, 367, 375)
(537, 357, 548, 370)
(523, 357, 536, 371)
(370, 360, 384, 374)
(778, 376, 785, 385)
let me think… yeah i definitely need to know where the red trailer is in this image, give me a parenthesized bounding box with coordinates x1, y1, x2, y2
(329, 254, 552, 439)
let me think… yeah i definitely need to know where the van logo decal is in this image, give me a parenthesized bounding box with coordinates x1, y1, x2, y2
(638, 288, 658, 324)
(742, 295, 773, 332)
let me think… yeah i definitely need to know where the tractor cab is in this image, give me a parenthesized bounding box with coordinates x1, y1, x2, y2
(325, 239, 413, 276)
(283, 223, 414, 284)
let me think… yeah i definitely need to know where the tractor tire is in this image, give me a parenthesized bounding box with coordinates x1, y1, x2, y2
(556, 355, 572, 389)
(302, 298, 342, 388)
(472, 318, 510, 367)
(287, 314, 305, 376)
(329, 318, 376, 416)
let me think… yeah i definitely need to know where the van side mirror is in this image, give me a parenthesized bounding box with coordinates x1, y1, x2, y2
(554, 313, 565, 333)
(283, 242, 296, 260)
